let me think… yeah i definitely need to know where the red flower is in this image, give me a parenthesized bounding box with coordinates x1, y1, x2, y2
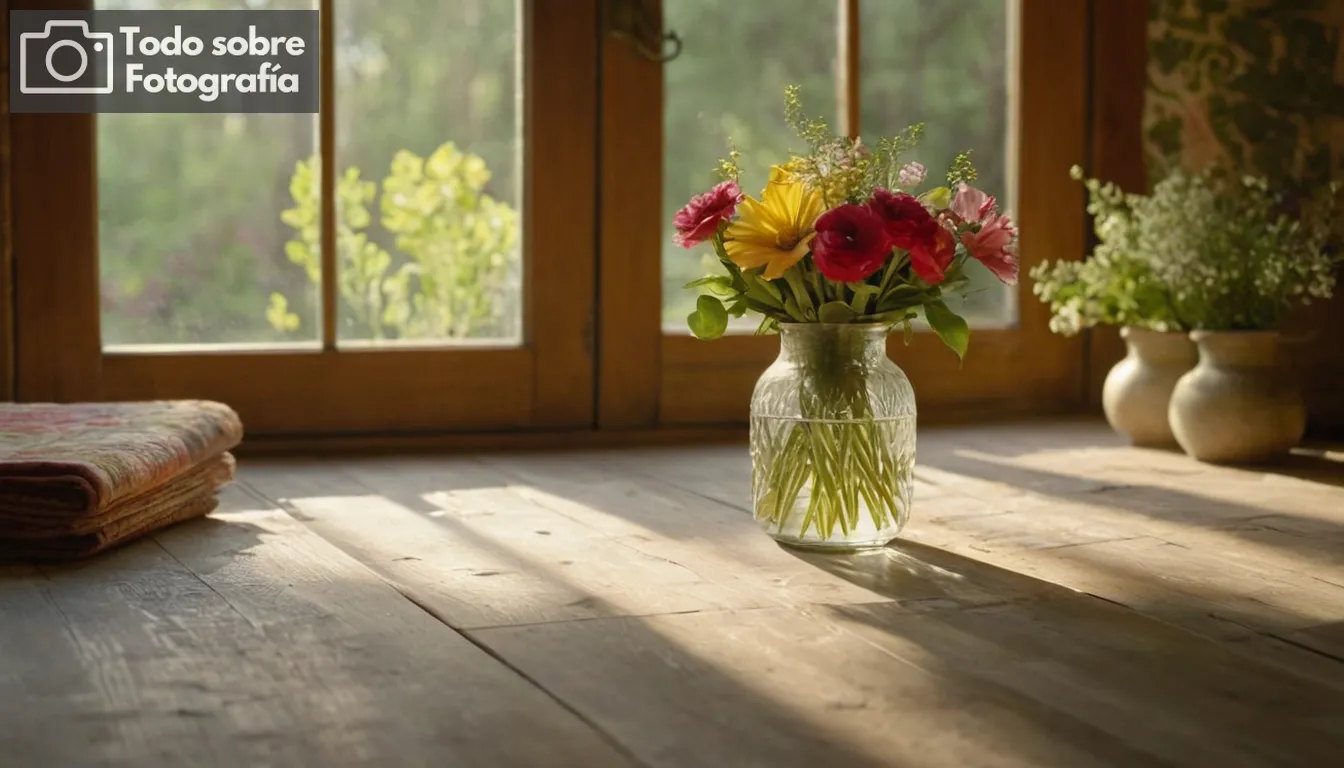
(911, 224, 957, 285)
(866, 188, 938, 252)
(811, 204, 892, 283)
(673, 181, 744, 248)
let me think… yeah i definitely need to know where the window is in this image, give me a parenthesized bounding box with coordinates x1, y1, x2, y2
(662, 0, 1014, 333)
(601, 0, 1089, 426)
(13, 0, 1089, 441)
(15, 0, 599, 436)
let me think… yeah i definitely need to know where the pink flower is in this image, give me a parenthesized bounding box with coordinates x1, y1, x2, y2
(811, 204, 892, 283)
(961, 214, 1019, 285)
(897, 162, 926, 188)
(949, 183, 996, 224)
(673, 181, 744, 248)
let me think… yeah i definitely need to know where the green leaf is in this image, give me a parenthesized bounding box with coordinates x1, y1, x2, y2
(683, 275, 737, 297)
(924, 300, 970, 361)
(903, 320, 914, 345)
(860, 309, 918, 324)
(848, 284, 880, 315)
(755, 315, 780, 336)
(687, 295, 729, 340)
(877, 283, 925, 308)
(783, 297, 809, 323)
(745, 274, 785, 307)
(817, 301, 857, 323)
(782, 268, 816, 316)
(284, 240, 311, 266)
(921, 186, 952, 209)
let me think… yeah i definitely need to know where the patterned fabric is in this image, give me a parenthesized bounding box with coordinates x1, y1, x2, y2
(0, 454, 236, 561)
(0, 400, 243, 513)
(0, 400, 243, 562)
(1145, 0, 1344, 190)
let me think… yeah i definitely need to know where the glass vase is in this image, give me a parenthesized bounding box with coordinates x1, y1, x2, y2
(749, 323, 916, 551)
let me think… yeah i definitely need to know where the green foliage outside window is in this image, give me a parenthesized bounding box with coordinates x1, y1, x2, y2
(270, 143, 520, 341)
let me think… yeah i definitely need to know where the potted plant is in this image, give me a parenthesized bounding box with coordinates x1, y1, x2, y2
(1031, 168, 1196, 448)
(671, 86, 1017, 550)
(1151, 170, 1341, 464)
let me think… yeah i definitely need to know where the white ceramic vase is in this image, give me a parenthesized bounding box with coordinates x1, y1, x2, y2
(1168, 331, 1306, 464)
(1101, 327, 1197, 448)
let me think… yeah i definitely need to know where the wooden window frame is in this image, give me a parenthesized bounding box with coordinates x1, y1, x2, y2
(597, 0, 1093, 429)
(10, 0, 600, 437)
(3, 0, 1139, 449)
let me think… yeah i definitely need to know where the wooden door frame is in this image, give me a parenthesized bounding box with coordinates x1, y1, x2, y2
(4, 0, 1157, 450)
(0, 3, 14, 403)
(597, 0, 1099, 429)
(9, 0, 601, 437)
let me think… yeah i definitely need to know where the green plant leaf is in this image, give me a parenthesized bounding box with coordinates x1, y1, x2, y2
(684, 275, 738, 297)
(817, 301, 857, 323)
(860, 309, 917, 324)
(921, 186, 952, 209)
(848, 284, 880, 315)
(687, 295, 729, 340)
(284, 240, 310, 266)
(745, 274, 785, 308)
(876, 283, 925, 312)
(903, 319, 914, 345)
(924, 300, 970, 360)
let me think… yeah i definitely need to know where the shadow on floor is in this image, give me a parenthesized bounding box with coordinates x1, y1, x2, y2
(241, 454, 1344, 766)
(915, 448, 1344, 566)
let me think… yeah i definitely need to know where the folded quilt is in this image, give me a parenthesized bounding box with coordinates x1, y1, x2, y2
(0, 400, 243, 517)
(0, 400, 244, 561)
(0, 454, 235, 561)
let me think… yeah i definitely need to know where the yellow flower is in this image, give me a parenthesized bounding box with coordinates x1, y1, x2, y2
(723, 166, 826, 280)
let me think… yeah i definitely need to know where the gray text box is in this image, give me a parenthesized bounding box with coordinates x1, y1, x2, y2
(9, 9, 318, 113)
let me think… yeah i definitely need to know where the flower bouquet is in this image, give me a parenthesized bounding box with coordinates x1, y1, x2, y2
(672, 86, 1019, 549)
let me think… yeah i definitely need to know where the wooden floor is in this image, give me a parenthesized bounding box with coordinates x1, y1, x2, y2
(3, 420, 1343, 766)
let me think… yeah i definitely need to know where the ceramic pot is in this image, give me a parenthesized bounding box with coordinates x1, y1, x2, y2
(1169, 331, 1306, 464)
(1101, 327, 1197, 448)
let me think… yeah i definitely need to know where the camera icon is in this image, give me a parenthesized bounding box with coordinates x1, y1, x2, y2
(19, 20, 115, 95)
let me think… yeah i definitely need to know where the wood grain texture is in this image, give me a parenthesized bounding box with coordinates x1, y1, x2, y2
(0, 485, 634, 767)
(1085, 0, 1149, 410)
(596, 0, 663, 428)
(101, 348, 535, 435)
(528, 0, 600, 428)
(10, 421, 1344, 765)
(10, 2, 100, 403)
(236, 426, 1344, 767)
(0, 4, 12, 403)
(625, 421, 1344, 689)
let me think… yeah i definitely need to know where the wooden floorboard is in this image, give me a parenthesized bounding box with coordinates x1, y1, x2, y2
(239, 423, 1344, 767)
(594, 423, 1344, 688)
(0, 485, 634, 767)
(9, 420, 1344, 766)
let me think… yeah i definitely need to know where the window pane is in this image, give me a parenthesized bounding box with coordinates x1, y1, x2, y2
(334, 0, 522, 345)
(661, 0, 839, 333)
(98, 0, 318, 347)
(861, 0, 1014, 327)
